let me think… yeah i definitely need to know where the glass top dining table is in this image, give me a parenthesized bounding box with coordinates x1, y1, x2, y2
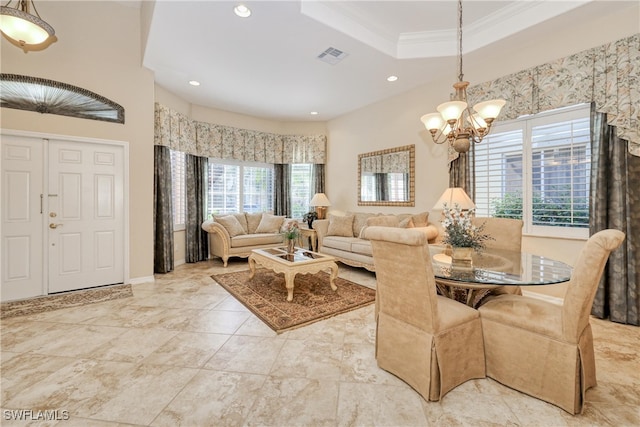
(428, 244, 573, 306)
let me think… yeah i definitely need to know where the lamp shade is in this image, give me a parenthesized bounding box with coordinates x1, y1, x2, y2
(420, 113, 445, 131)
(309, 193, 331, 207)
(437, 101, 467, 122)
(0, 2, 55, 46)
(433, 187, 475, 210)
(473, 99, 506, 120)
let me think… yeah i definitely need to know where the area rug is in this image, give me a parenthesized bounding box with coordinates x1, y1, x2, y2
(0, 283, 132, 319)
(211, 269, 376, 333)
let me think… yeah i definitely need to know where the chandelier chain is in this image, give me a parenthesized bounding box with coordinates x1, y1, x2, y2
(457, 0, 464, 82)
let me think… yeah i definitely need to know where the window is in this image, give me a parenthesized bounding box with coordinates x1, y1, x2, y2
(206, 160, 274, 217)
(290, 164, 313, 219)
(170, 149, 186, 230)
(474, 104, 590, 238)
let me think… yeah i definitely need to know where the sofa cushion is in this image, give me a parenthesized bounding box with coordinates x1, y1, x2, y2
(231, 233, 283, 248)
(327, 214, 355, 237)
(255, 213, 285, 233)
(215, 215, 247, 238)
(366, 215, 400, 227)
(351, 240, 373, 256)
(323, 236, 358, 252)
(246, 212, 263, 234)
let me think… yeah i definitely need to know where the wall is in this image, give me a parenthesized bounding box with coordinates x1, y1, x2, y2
(325, 4, 639, 299)
(0, 2, 155, 281)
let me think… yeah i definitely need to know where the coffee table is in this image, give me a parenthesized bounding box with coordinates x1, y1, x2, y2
(248, 247, 339, 302)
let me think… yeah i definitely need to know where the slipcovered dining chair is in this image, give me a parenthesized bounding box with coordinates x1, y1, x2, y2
(366, 226, 486, 401)
(472, 217, 524, 299)
(478, 229, 625, 414)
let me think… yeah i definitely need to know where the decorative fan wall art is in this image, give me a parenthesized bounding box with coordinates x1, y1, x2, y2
(0, 74, 124, 123)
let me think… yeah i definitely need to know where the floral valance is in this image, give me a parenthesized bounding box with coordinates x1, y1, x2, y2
(154, 103, 327, 164)
(361, 151, 410, 174)
(467, 33, 639, 156)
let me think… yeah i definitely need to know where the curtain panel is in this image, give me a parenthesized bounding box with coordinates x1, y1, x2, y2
(154, 103, 327, 164)
(153, 145, 174, 274)
(466, 33, 639, 156)
(273, 164, 291, 217)
(590, 108, 640, 326)
(185, 154, 209, 263)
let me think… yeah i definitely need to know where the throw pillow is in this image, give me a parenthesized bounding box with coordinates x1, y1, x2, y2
(255, 213, 285, 233)
(246, 212, 263, 234)
(411, 211, 429, 227)
(350, 212, 375, 237)
(215, 215, 247, 238)
(327, 214, 355, 237)
(399, 217, 415, 228)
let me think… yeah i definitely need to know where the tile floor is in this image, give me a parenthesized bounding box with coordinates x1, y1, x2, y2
(1, 259, 639, 426)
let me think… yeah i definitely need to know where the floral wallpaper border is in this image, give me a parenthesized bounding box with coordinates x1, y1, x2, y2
(466, 33, 639, 157)
(154, 103, 326, 164)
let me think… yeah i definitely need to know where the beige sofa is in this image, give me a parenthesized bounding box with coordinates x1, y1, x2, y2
(202, 212, 292, 267)
(313, 212, 439, 271)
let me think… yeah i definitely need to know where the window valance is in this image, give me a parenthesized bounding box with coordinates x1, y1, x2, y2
(153, 103, 327, 164)
(361, 151, 410, 174)
(466, 33, 639, 156)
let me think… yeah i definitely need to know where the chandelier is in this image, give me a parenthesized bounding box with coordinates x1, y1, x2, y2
(0, 0, 55, 52)
(420, 0, 505, 154)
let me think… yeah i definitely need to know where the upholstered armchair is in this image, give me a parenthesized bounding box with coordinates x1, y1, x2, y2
(366, 226, 486, 401)
(478, 229, 625, 414)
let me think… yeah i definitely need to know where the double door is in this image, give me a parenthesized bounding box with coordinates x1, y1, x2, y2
(1, 133, 125, 301)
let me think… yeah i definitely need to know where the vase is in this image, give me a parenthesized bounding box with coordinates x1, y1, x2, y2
(286, 238, 296, 254)
(451, 246, 473, 268)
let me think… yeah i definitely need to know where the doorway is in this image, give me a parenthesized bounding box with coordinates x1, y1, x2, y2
(1, 132, 127, 301)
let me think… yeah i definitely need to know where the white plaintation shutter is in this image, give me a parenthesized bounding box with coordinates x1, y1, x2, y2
(473, 104, 590, 238)
(170, 149, 186, 228)
(290, 164, 313, 219)
(206, 162, 240, 216)
(243, 166, 274, 213)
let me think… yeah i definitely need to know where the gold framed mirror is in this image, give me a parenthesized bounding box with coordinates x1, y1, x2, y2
(358, 144, 415, 206)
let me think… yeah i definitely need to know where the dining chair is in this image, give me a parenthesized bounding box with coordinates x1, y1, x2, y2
(478, 229, 625, 414)
(473, 216, 523, 295)
(366, 226, 486, 401)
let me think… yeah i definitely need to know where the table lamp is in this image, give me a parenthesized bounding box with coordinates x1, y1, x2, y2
(433, 187, 475, 211)
(310, 193, 331, 219)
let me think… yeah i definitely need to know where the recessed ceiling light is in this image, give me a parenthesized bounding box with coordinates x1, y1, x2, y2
(310, 111, 319, 115)
(234, 4, 251, 18)
(387, 75, 398, 82)
(189, 80, 200, 86)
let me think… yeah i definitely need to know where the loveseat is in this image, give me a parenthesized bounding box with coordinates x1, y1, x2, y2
(202, 212, 292, 267)
(313, 212, 439, 271)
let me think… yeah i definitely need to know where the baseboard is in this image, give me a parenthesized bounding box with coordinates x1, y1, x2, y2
(129, 275, 155, 285)
(175, 258, 186, 267)
(522, 290, 564, 306)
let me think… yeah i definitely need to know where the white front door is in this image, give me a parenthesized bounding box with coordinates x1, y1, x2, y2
(1, 135, 44, 301)
(47, 139, 125, 293)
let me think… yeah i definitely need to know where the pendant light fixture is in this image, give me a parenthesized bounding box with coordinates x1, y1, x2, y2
(0, 0, 55, 52)
(421, 0, 505, 153)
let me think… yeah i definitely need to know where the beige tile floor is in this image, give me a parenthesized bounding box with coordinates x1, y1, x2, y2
(1, 259, 639, 426)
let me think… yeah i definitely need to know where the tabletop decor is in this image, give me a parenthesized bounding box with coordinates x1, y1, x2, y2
(441, 203, 492, 265)
(302, 211, 317, 229)
(282, 221, 300, 254)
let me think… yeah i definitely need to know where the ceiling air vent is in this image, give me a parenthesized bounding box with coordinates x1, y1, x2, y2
(317, 47, 348, 65)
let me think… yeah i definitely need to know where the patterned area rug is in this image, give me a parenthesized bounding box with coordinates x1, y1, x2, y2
(0, 283, 132, 319)
(211, 269, 376, 333)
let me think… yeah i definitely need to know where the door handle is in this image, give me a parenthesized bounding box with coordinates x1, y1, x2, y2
(49, 223, 63, 229)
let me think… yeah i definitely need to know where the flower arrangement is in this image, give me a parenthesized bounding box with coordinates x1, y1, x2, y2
(441, 203, 493, 251)
(282, 221, 300, 241)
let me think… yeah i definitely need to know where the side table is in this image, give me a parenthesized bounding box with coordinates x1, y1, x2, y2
(298, 227, 318, 252)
